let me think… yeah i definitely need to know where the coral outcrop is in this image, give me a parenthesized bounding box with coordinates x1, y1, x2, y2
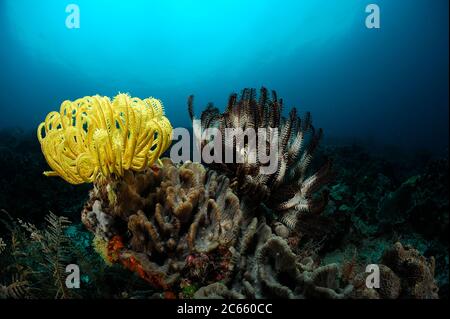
(350, 242, 439, 299)
(24, 89, 444, 299)
(81, 158, 243, 292)
(188, 87, 332, 230)
(223, 218, 353, 299)
(190, 223, 439, 300)
(380, 242, 439, 298)
(78, 154, 354, 299)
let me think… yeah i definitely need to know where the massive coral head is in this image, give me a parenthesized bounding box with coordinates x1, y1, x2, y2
(81, 158, 243, 292)
(37, 93, 173, 184)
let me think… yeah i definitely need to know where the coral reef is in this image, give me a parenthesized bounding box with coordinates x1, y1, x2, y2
(0, 91, 446, 299)
(188, 87, 332, 230)
(37, 94, 173, 184)
(81, 158, 243, 293)
(319, 145, 448, 297)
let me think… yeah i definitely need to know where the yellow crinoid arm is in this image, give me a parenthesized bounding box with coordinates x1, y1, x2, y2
(37, 93, 173, 184)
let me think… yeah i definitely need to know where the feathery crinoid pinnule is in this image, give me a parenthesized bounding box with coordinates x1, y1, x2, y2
(37, 93, 173, 184)
(188, 87, 333, 229)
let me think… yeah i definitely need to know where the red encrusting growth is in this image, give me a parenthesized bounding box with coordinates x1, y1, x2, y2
(106, 235, 171, 291)
(107, 235, 125, 263)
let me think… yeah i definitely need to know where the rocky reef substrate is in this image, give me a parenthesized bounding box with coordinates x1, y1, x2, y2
(0, 129, 447, 299)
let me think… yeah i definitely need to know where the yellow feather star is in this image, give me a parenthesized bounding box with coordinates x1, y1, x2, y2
(37, 93, 173, 184)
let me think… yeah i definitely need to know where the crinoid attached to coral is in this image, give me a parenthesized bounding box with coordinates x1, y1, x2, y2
(81, 158, 243, 292)
(188, 87, 332, 230)
(37, 93, 173, 184)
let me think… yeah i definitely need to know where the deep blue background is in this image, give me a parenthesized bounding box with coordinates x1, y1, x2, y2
(0, 0, 448, 153)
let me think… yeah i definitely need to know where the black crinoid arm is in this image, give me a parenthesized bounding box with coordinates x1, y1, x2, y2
(188, 87, 333, 231)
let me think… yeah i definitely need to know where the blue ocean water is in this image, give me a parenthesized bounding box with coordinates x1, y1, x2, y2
(0, 0, 448, 153)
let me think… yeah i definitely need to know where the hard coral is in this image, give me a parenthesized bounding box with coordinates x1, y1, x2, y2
(350, 242, 439, 299)
(194, 282, 245, 299)
(37, 94, 172, 184)
(188, 87, 332, 230)
(81, 158, 243, 291)
(225, 217, 352, 299)
(381, 242, 439, 299)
